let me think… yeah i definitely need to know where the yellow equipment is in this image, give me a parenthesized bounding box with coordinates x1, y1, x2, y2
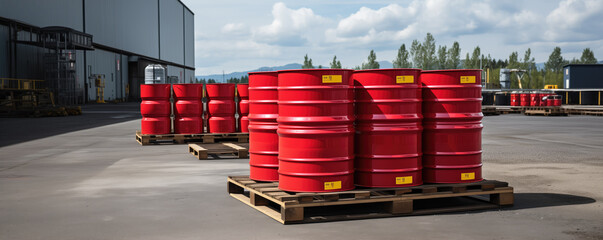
(544, 85, 558, 89)
(92, 74, 106, 103)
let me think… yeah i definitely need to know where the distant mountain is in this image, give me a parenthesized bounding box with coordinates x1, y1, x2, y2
(196, 63, 302, 81)
(379, 61, 393, 69)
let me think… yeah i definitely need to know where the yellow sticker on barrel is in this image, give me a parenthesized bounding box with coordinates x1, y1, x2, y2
(460, 76, 476, 84)
(322, 75, 342, 83)
(396, 176, 413, 185)
(461, 172, 475, 180)
(396, 75, 414, 84)
(324, 181, 342, 190)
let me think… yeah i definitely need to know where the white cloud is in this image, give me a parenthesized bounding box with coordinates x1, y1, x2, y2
(545, 0, 603, 42)
(221, 23, 248, 36)
(252, 2, 329, 46)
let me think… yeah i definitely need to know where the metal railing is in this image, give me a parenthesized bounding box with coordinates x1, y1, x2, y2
(0, 78, 46, 90)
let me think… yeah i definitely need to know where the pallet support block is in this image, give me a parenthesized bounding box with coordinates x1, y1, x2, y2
(491, 191, 514, 206)
(251, 192, 270, 206)
(385, 199, 413, 214)
(281, 207, 304, 222)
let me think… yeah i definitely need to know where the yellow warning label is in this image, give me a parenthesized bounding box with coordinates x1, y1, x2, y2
(396, 176, 413, 185)
(396, 75, 414, 84)
(322, 75, 342, 83)
(324, 181, 342, 190)
(461, 172, 475, 180)
(460, 76, 476, 84)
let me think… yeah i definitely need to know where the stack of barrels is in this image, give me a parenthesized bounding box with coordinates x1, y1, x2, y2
(247, 69, 484, 193)
(140, 83, 249, 134)
(509, 91, 561, 107)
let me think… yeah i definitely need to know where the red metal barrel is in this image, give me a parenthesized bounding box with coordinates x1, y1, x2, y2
(510, 91, 520, 106)
(421, 70, 483, 183)
(173, 84, 203, 134)
(277, 69, 355, 192)
(520, 92, 530, 106)
(237, 84, 250, 132)
(140, 84, 171, 134)
(353, 69, 422, 187)
(553, 95, 562, 106)
(205, 83, 236, 133)
(531, 91, 540, 106)
(248, 72, 279, 181)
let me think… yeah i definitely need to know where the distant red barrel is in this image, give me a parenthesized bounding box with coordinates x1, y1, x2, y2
(173, 84, 203, 134)
(248, 72, 279, 181)
(353, 69, 422, 187)
(520, 92, 530, 106)
(206, 83, 236, 133)
(510, 91, 520, 106)
(237, 84, 249, 132)
(540, 93, 548, 106)
(553, 95, 562, 106)
(530, 91, 540, 106)
(277, 69, 354, 192)
(140, 84, 171, 134)
(422, 70, 483, 183)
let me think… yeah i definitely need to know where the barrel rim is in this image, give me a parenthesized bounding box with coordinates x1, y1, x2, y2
(352, 68, 422, 73)
(422, 69, 482, 73)
(277, 69, 354, 73)
(205, 83, 235, 86)
(248, 71, 278, 75)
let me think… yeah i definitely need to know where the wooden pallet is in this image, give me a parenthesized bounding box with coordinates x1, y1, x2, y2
(136, 131, 249, 145)
(227, 176, 514, 224)
(575, 111, 603, 116)
(188, 143, 248, 159)
(482, 107, 500, 116)
(523, 107, 568, 116)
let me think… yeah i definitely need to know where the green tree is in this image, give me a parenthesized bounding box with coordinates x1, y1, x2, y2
(362, 50, 380, 69)
(393, 44, 411, 68)
(508, 51, 520, 69)
(422, 33, 437, 70)
(463, 53, 471, 69)
(410, 39, 422, 68)
(522, 48, 536, 88)
(580, 48, 598, 64)
(437, 45, 447, 69)
(208, 79, 216, 83)
(469, 46, 481, 69)
(446, 41, 461, 69)
(330, 55, 342, 69)
(302, 54, 314, 69)
(544, 47, 566, 72)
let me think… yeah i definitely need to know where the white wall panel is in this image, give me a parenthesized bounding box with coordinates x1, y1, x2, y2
(184, 10, 194, 68)
(160, 0, 184, 65)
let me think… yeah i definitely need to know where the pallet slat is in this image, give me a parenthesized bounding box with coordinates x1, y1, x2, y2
(136, 131, 249, 145)
(227, 176, 514, 224)
(188, 143, 248, 159)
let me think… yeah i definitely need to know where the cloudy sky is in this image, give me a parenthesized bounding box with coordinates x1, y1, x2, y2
(181, 0, 603, 75)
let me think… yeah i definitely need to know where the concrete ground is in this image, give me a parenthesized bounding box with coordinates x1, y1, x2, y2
(1, 105, 602, 240)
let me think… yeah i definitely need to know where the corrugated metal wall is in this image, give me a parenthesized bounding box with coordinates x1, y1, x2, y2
(0, 0, 195, 102)
(85, 0, 160, 59)
(0, 0, 83, 31)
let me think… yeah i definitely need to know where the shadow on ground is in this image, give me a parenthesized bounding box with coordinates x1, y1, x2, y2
(0, 102, 140, 147)
(510, 192, 596, 210)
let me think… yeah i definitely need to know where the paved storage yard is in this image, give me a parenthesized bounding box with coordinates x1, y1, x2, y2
(1, 103, 602, 240)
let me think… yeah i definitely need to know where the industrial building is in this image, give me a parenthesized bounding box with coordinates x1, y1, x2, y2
(563, 64, 603, 89)
(0, 0, 195, 105)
